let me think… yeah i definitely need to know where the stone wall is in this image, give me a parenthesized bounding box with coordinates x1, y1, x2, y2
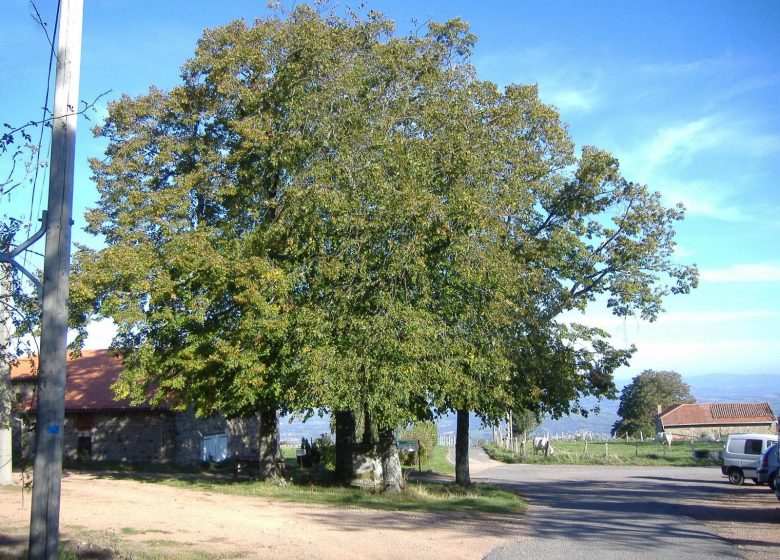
(64, 411, 177, 464)
(661, 423, 778, 440)
(173, 409, 259, 466)
(12, 404, 261, 467)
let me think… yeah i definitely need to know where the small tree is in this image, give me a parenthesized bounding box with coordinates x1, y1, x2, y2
(612, 369, 696, 437)
(511, 409, 540, 441)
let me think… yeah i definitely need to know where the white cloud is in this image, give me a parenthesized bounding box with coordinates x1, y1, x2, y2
(618, 115, 780, 222)
(660, 178, 745, 222)
(542, 86, 598, 113)
(474, 46, 603, 114)
(701, 263, 780, 283)
(640, 117, 727, 171)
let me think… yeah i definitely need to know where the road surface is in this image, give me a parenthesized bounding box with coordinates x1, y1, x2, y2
(459, 447, 746, 559)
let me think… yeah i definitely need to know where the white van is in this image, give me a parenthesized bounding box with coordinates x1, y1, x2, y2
(721, 433, 779, 485)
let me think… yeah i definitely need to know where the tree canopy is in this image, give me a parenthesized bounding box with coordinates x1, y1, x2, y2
(71, 5, 697, 443)
(612, 369, 696, 437)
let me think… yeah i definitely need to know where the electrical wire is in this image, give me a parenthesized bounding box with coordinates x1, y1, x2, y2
(27, 0, 61, 226)
(23, 0, 61, 270)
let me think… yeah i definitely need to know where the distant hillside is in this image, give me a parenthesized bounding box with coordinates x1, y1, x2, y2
(279, 373, 779, 443)
(530, 373, 780, 438)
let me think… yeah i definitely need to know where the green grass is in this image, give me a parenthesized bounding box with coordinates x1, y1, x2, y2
(418, 444, 455, 474)
(59, 444, 521, 516)
(160, 474, 524, 515)
(121, 527, 172, 536)
(484, 439, 722, 467)
(166, 444, 516, 514)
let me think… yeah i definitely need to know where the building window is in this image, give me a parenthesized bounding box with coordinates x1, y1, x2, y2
(201, 433, 228, 463)
(75, 413, 94, 431)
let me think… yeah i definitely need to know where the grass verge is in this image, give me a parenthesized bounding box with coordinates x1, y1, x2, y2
(484, 439, 722, 467)
(417, 444, 455, 474)
(161, 475, 524, 515)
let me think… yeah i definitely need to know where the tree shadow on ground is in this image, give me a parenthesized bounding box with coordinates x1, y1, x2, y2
(468, 463, 779, 558)
(0, 532, 116, 560)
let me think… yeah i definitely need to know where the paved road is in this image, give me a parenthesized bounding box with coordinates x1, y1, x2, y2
(457, 448, 742, 559)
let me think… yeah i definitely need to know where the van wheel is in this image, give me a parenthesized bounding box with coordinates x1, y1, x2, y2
(728, 469, 744, 485)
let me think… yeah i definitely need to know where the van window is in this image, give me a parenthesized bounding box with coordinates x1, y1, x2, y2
(727, 438, 745, 454)
(744, 439, 763, 455)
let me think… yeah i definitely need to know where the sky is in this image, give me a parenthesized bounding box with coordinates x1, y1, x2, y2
(1, 0, 778, 382)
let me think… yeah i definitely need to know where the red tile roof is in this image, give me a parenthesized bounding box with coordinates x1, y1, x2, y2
(10, 349, 163, 412)
(657, 402, 776, 428)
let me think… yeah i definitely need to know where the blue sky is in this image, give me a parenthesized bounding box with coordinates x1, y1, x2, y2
(2, 0, 778, 381)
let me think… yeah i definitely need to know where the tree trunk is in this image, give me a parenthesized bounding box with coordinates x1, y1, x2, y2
(361, 405, 373, 445)
(455, 408, 471, 486)
(334, 410, 356, 484)
(258, 407, 282, 480)
(378, 427, 403, 493)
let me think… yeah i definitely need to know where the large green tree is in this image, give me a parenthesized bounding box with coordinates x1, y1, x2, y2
(612, 369, 696, 437)
(71, 5, 697, 487)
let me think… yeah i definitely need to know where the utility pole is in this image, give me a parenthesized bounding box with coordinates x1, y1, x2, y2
(28, 0, 83, 558)
(0, 257, 12, 486)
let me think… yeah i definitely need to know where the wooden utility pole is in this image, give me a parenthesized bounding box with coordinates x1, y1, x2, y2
(0, 259, 12, 486)
(28, 0, 83, 558)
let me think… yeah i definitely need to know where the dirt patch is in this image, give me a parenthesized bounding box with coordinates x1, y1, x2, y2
(0, 471, 526, 559)
(680, 482, 780, 560)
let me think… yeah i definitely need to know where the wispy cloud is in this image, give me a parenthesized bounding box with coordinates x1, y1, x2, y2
(700, 263, 780, 283)
(636, 54, 739, 78)
(639, 117, 727, 172)
(617, 113, 780, 222)
(475, 46, 603, 114)
(542, 86, 599, 113)
(660, 179, 746, 222)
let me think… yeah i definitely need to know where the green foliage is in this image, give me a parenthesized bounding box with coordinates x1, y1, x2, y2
(612, 369, 696, 437)
(399, 420, 438, 463)
(313, 435, 336, 471)
(71, 3, 696, 439)
(511, 409, 540, 438)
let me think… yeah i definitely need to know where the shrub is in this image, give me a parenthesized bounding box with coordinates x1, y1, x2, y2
(399, 420, 438, 463)
(313, 435, 336, 470)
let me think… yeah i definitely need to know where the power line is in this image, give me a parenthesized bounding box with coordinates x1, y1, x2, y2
(27, 0, 62, 228)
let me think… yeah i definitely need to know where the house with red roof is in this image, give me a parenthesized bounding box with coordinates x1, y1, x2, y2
(10, 349, 259, 466)
(654, 402, 777, 439)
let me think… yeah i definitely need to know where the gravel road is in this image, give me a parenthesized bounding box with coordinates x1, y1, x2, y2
(462, 448, 779, 560)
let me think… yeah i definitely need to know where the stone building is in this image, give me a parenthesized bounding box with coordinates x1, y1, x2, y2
(654, 402, 777, 439)
(10, 349, 259, 466)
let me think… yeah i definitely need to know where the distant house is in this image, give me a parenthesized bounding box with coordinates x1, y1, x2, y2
(10, 350, 259, 466)
(654, 402, 777, 439)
